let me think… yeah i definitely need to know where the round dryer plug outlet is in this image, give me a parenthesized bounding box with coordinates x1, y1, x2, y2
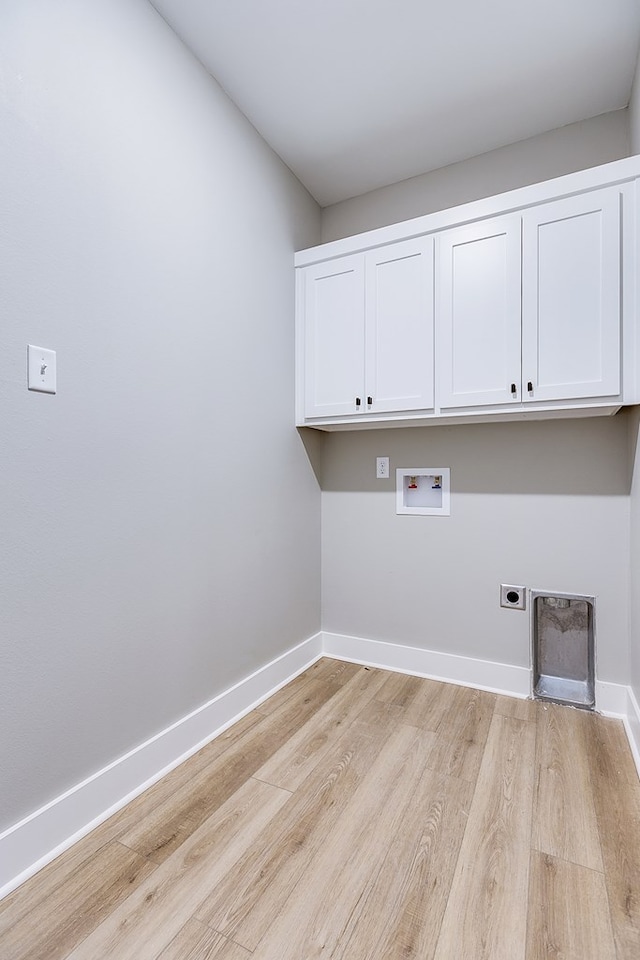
(500, 584, 526, 610)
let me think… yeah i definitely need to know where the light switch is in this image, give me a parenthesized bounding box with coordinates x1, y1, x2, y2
(28, 345, 57, 394)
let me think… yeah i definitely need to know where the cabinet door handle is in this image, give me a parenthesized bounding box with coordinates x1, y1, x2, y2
(367, 396, 373, 405)
(510, 383, 517, 396)
(527, 381, 533, 394)
(355, 397, 361, 408)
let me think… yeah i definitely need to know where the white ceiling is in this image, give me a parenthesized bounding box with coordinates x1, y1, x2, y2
(150, 0, 640, 207)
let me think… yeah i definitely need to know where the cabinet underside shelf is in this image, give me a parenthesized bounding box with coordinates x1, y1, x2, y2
(299, 404, 624, 432)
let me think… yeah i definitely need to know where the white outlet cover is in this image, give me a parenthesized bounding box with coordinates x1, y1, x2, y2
(376, 456, 390, 479)
(28, 345, 57, 394)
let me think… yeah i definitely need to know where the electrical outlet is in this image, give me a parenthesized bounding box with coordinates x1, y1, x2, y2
(500, 584, 526, 610)
(376, 456, 389, 479)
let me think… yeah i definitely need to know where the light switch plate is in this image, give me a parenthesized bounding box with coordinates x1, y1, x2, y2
(28, 345, 57, 394)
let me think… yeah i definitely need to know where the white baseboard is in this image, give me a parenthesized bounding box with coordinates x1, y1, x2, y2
(595, 679, 629, 717)
(0, 633, 323, 900)
(322, 631, 532, 698)
(625, 685, 640, 776)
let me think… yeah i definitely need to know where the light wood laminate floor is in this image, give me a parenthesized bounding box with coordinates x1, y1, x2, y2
(1, 658, 640, 960)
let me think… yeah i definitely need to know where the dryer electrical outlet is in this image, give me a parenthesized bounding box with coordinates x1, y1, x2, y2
(500, 584, 526, 610)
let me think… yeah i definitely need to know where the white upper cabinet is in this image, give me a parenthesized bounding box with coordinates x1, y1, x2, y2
(364, 237, 434, 414)
(521, 188, 621, 403)
(300, 238, 434, 420)
(295, 157, 638, 429)
(437, 189, 622, 412)
(303, 255, 365, 419)
(437, 216, 522, 409)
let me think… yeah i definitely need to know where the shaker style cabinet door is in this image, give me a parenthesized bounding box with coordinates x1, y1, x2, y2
(436, 216, 522, 409)
(521, 188, 621, 403)
(302, 255, 365, 419)
(364, 237, 434, 414)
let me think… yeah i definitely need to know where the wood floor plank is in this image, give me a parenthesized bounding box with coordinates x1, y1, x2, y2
(401, 677, 459, 731)
(305, 657, 363, 686)
(247, 723, 436, 960)
(0, 840, 156, 960)
(254, 659, 360, 717)
(494, 694, 538, 722)
(333, 770, 475, 960)
(103, 710, 266, 844)
(155, 919, 250, 960)
(253, 671, 318, 715)
(532, 703, 603, 871)
(433, 713, 536, 960)
(254, 664, 388, 790)
(583, 712, 640, 960)
(147, 710, 265, 792)
(4, 668, 640, 960)
(0, 710, 266, 931)
(353, 696, 405, 726)
(195, 692, 406, 949)
(427, 684, 496, 783)
(526, 851, 616, 960)
(118, 677, 341, 863)
(65, 778, 290, 960)
(0, 830, 110, 928)
(375, 670, 425, 706)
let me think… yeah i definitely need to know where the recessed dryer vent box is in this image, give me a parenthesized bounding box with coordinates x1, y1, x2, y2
(396, 468, 450, 516)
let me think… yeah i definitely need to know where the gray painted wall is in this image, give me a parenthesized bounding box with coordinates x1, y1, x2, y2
(630, 44, 640, 154)
(321, 417, 631, 684)
(0, 0, 321, 832)
(321, 110, 630, 242)
(629, 45, 640, 708)
(629, 413, 640, 705)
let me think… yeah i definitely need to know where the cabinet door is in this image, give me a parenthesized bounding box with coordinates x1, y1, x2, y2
(302, 255, 365, 418)
(437, 216, 522, 409)
(522, 188, 621, 402)
(364, 237, 434, 413)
